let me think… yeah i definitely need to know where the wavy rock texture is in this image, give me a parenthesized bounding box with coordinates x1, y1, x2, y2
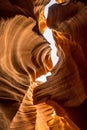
(47, 1, 87, 57)
(0, 0, 50, 19)
(34, 30, 87, 129)
(34, 30, 87, 105)
(0, 14, 52, 130)
(10, 82, 80, 130)
(10, 83, 37, 130)
(0, 0, 87, 130)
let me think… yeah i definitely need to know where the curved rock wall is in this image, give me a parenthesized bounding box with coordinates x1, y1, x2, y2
(0, 0, 87, 130)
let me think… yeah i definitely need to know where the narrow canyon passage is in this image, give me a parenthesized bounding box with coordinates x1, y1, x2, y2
(0, 0, 87, 130)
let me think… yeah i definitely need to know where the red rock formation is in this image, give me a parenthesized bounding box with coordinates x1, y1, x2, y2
(47, 1, 87, 58)
(34, 30, 87, 129)
(0, 0, 87, 130)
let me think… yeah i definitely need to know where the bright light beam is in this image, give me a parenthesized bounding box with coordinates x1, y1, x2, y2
(43, 27, 59, 67)
(36, 0, 59, 82)
(44, 0, 59, 67)
(44, 0, 57, 18)
(36, 72, 52, 83)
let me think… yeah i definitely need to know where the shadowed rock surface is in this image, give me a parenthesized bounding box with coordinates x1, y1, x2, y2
(0, 0, 87, 130)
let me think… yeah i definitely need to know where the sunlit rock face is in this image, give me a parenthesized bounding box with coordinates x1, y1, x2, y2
(0, 0, 87, 130)
(10, 82, 80, 130)
(0, 1, 53, 129)
(0, 15, 52, 100)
